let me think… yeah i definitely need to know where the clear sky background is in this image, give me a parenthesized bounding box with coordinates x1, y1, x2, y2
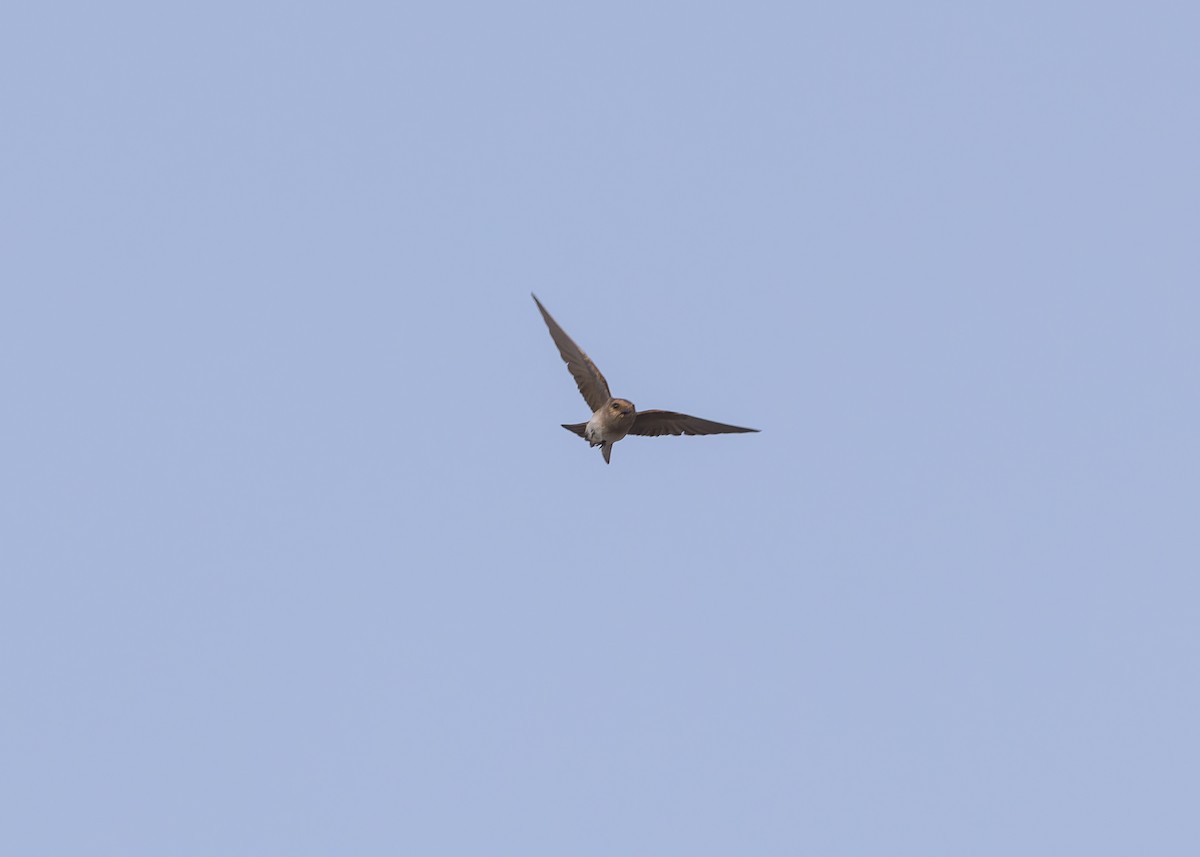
(3, 2, 1198, 854)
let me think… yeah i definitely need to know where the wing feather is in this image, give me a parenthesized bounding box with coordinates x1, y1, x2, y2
(532, 294, 612, 412)
(629, 410, 759, 437)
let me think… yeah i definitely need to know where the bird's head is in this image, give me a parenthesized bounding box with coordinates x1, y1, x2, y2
(609, 399, 636, 420)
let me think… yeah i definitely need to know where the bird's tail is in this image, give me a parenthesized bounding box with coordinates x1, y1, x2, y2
(561, 422, 588, 438)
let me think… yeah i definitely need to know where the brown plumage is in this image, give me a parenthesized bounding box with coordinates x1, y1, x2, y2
(532, 294, 758, 464)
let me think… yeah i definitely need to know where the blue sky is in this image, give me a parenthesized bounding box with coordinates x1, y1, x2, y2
(3, 2, 1198, 854)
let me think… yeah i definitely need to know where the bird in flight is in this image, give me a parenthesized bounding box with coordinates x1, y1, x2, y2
(532, 294, 758, 464)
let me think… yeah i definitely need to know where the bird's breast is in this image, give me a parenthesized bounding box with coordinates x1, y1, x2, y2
(588, 410, 634, 442)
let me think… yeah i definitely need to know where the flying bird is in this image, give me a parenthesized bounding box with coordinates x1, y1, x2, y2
(532, 293, 758, 464)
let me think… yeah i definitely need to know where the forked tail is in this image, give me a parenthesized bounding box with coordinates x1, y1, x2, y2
(561, 423, 611, 462)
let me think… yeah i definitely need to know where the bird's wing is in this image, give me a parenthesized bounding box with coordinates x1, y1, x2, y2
(628, 410, 759, 437)
(532, 294, 612, 412)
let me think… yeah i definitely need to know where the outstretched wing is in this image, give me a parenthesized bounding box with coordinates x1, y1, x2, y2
(628, 410, 759, 437)
(532, 294, 612, 412)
